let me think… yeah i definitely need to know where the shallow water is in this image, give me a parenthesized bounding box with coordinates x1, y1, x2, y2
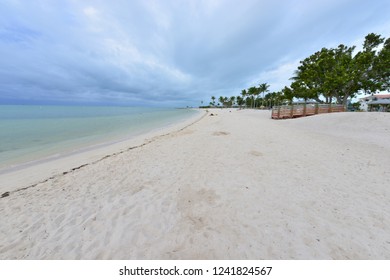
(0, 105, 197, 169)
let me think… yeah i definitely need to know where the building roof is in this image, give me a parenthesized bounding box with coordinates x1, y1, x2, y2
(375, 94, 390, 99)
(360, 93, 390, 101)
(368, 99, 390, 105)
(292, 98, 318, 104)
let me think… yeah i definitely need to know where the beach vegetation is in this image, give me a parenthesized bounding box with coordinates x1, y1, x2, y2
(247, 86, 257, 108)
(211, 96, 216, 107)
(258, 83, 270, 107)
(208, 33, 389, 109)
(288, 33, 389, 106)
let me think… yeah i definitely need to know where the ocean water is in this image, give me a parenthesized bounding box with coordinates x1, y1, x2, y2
(0, 105, 198, 170)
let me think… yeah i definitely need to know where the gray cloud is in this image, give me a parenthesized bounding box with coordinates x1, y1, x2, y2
(0, 0, 389, 106)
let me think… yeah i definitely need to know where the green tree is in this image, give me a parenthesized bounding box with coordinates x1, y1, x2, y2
(218, 96, 225, 108)
(291, 47, 337, 103)
(361, 34, 389, 92)
(281, 86, 294, 104)
(258, 83, 270, 107)
(236, 96, 244, 108)
(229, 96, 236, 107)
(290, 33, 389, 105)
(211, 96, 216, 106)
(266, 91, 284, 107)
(241, 89, 248, 108)
(290, 80, 318, 102)
(376, 38, 390, 91)
(247, 86, 257, 108)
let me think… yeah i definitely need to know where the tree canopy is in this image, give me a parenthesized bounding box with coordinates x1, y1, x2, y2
(206, 33, 389, 108)
(288, 33, 389, 105)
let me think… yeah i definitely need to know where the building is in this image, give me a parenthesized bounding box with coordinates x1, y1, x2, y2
(368, 98, 390, 112)
(292, 98, 318, 105)
(359, 93, 390, 111)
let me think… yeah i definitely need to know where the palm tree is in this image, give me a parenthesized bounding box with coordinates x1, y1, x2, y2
(211, 96, 216, 107)
(258, 83, 270, 108)
(247, 86, 257, 109)
(254, 87, 260, 108)
(223, 97, 228, 107)
(218, 96, 225, 108)
(229, 96, 236, 107)
(241, 89, 247, 108)
(264, 92, 274, 108)
(236, 96, 244, 109)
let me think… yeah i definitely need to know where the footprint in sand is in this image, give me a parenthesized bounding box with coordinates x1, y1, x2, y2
(250, 150, 263, 157)
(212, 131, 230, 136)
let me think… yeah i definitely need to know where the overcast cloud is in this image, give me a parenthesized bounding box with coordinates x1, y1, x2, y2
(1, 0, 389, 106)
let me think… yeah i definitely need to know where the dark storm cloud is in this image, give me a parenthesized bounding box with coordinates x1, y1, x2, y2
(0, 0, 389, 106)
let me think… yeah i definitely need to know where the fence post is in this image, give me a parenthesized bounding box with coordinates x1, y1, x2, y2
(315, 103, 319, 114)
(277, 106, 281, 119)
(290, 104, 294, 118)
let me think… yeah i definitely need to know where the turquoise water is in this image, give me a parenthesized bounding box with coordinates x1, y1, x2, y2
(0, 105, 198, 170)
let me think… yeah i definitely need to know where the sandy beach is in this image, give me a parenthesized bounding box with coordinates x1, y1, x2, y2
(1, 109, 390, 259)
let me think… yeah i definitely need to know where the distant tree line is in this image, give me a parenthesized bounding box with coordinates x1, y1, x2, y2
(206, 33, 389, 108)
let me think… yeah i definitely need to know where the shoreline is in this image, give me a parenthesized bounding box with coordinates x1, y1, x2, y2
(1, 109, 389, 259)
(0, 109, 206, 194)
(0, 106, 201, 171)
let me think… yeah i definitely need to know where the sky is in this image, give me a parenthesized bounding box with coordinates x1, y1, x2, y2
(0, 0, 389, 107)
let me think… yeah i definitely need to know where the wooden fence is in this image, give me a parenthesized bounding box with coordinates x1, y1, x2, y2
(271, 104, 346, 119)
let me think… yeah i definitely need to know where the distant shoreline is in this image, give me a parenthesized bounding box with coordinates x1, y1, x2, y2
(0, 106, 200, 173)
(0, 108, 204, 194)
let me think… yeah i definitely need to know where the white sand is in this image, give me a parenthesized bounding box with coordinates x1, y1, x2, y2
(0, 109, 389, 259)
